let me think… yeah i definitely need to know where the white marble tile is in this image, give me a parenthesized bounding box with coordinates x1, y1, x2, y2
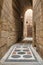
(0, 44, 43, 65)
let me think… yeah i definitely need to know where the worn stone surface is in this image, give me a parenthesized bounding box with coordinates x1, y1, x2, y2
(0, 0, 23, 58)
(33, 0, 43, 58)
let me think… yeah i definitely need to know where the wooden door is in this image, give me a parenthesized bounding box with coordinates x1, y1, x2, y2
(27, 25, 32, 37)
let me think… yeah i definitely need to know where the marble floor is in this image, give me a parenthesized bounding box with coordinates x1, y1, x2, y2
(0, 43, 43, 65)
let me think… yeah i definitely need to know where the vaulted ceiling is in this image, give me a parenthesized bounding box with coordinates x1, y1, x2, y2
(13, 0, 32, 17)
(18, 0, 32, 15)
(18, 0, 32, 8)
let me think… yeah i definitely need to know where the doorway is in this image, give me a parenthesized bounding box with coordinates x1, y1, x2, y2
(27, 25, 32, 37)
(23, 9, 33, 42)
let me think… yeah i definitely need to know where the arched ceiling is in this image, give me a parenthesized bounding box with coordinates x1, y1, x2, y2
(13, 0, 32, 20)
(18, 0, 32, 16)
(18, 0, 32, 7)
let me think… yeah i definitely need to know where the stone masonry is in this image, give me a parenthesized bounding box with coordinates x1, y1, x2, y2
(33, 0, 43, 58)
(0, 0, 22, 58)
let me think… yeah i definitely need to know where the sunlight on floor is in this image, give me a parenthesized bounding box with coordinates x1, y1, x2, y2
(23, 37, 33, 41)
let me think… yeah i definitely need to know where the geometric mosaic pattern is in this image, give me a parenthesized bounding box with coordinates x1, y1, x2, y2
(5, 44, 38, 62)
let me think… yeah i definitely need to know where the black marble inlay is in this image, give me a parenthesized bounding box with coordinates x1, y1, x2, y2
(23, 55, 32, 58)
(23, 46, 28, 48)
(15, 50, 21, 52)
(23, 49, 29, 51)
(23, 47, 28, 48)
(18, 52, 25, 54)
(11, 55, 20, 58)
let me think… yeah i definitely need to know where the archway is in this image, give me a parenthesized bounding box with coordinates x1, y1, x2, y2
(23, 9, 33, 41)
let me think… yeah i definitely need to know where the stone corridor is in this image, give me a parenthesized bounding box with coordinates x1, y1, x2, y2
(0, 0, 43, 65)
(1, 43, 42, 65)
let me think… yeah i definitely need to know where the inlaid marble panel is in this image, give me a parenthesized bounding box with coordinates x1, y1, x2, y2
(5, 44, 37, 62)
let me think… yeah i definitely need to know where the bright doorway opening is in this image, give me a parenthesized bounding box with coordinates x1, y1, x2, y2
(23, 9, 33, 41)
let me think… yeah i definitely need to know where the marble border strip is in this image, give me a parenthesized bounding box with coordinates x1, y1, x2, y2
(0, 44, 43, 65)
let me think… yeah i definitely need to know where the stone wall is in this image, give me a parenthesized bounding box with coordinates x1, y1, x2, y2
(33, 0, 43, 58)
(0, 0, 22, 58)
